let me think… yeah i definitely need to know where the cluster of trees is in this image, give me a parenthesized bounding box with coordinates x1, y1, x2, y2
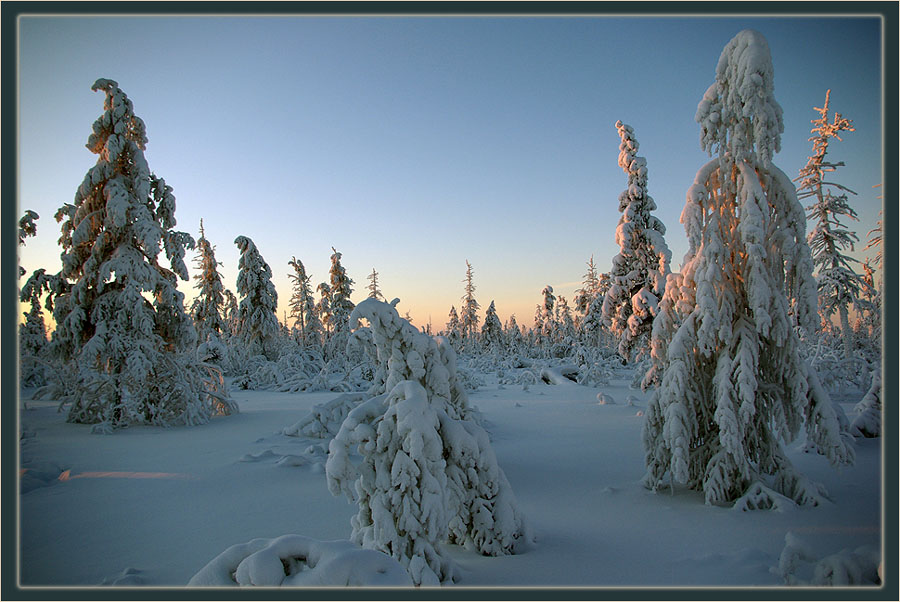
(18, 31, 881, 512)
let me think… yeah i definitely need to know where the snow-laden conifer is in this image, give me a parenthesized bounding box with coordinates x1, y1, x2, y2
(288, 256, 322, 347)
(796, 90, 870, 359)
(324, 248, 355, 359)
(574, 256, 600, 318)
(445, 306, 461, 346)
(39, 79, 233, 427)
(642, 31, 852, 507)
(326, 298, 529, 584)
(235, 235, 280, 360)
(459, 261, 480, 348)
(481, 300, 504, 352)
(366, 268, 383, 300)
(19, 269, 50, 387)
(601, 121, 671, 362)
(191, 220, 227, 341)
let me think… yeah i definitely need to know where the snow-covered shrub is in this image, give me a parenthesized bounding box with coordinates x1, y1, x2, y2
(283, 392, 367, 439)
(188, 535, 412, 587)
(850, 368, 881, 438)
(642, 31, 853, 507)
(326, 298, 529, 585)
(773, 531, 881, 586)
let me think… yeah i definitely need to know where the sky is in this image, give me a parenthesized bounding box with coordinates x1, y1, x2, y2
(16, 12, 884, 330)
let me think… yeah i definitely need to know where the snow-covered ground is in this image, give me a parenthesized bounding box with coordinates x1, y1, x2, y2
(17, 371, 882, 590)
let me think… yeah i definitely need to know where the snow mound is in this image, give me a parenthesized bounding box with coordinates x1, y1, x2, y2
(20, 461, 68, 494)
(773, 531, 881, 586)
(731, 482, 796, 512)
(283, 392, 366, 439)
(597, 392, 616, 405)
(187, 535, 412, 587)
(101, 567, 144, 586)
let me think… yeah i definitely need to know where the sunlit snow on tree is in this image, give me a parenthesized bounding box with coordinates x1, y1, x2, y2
(642, 31, 853, 507)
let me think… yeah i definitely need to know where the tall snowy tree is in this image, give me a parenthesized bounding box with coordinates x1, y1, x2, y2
(235, 235, 280, 360)
(366, 268, 383, 300)
(795, 90, 869, 359)
(190, 219, 227, 341)
(601, 121, 671, 362)
(642, 31, 852, 507)
(288, 256, 322, 347)
(41, 79, 231, 427)
(459, 261, 480, 347)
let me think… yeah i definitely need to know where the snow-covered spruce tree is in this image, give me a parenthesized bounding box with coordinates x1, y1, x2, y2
(574, 256, 600, 319)
(19, 269, 50, 387)
(324, 248, 355, 359)
(235, 235, 280, 360)
(539, 285, 556, 346)
(288, 256, 323, 348)
(642, 31, 853, 507)
(366, 268, 383, 300)
(191, 219, 227, 342)
(796, 90, 870, 360)
(445, 305, 461, 346)
(459, 261, 480, 350)
(601, 121, 671, 363)
(41, 79, 233, 427)
(326, 298, 529, 584)
(315, 281, 333, 335)
(580, 271, 612, 347)
(481, 300, 504, 353)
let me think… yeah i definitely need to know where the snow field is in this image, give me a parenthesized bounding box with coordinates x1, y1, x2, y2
(18, 372, 881, 588)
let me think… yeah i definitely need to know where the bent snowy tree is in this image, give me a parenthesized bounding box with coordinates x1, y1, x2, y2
(39, 79, 235, 427)
(326, 298, 529, 585)
(642, 31, 853, 507)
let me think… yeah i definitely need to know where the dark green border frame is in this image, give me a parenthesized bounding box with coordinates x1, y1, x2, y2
(3, 1, 896, 600)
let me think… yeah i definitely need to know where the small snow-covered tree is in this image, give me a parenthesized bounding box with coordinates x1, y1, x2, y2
(327, 299, 529, 584)
(445, 305, 461, 346)
(481, 300, 504, 352)
(40, 79, 231, 427)
(459, 261, 480, 348)
(574, 256, 600, 318)
(601, 121, 671, 363)
(19, 269, 50, 387)
(315, 281, 333, 334)
(796, 90, 869, 360)
(325, 248, 355, 359)
(191, 219, 227, 341)
(539, 285, 556, 344)
(288, 256, 322, 348)
(642, 31, 852, 507)
(366, 268, 383, 300)
(235, 235, 280, 360)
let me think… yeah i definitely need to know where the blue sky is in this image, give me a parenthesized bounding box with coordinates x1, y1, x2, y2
(17, 14, 884, 329)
